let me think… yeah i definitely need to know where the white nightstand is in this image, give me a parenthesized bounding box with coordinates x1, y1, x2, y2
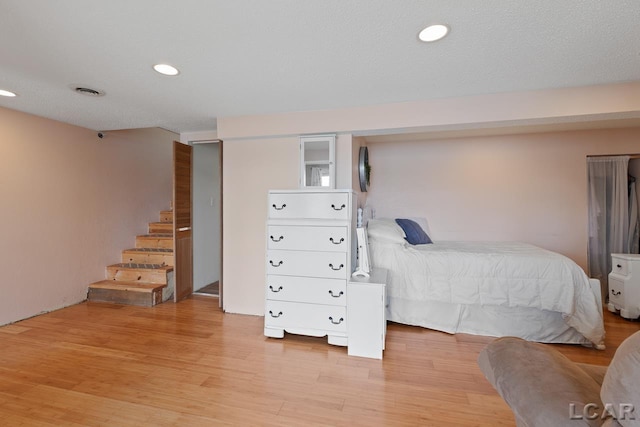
(608, 253, 640, 319)
(347, 268, 388, 359)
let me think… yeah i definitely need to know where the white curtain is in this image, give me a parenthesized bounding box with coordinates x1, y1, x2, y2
(587, 156, 630, 298)
(628, 180, 640, 254)
(310, 167, 323, 187)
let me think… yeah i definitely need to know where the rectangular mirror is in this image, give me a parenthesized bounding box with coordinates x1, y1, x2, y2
(300, 134, 335, 189)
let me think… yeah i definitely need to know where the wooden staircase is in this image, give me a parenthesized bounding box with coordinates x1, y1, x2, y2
(87, 210, 175, 307)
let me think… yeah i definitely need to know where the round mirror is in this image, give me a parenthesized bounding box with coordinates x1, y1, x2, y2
(358, 147, 370, 192)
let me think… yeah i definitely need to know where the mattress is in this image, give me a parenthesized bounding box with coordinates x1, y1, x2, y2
(369, 239, 605, 347)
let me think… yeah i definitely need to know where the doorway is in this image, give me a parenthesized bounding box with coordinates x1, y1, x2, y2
(191, 141, 222, 304)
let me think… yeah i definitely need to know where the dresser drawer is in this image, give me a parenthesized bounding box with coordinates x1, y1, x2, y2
(609, 276, 625, 307)
(269, 192, 350, 220)
(266, 275, 346, 306)
(267, 250, 348, 279)
(611, 257, 629, 276)
(267, 225, 348, 252)
(265, 300, 347, 333)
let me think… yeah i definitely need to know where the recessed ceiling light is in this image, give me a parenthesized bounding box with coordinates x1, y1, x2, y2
(0, 89, 17, 97)
(418, 24, 449, 42)
(153, 63, 180, 76)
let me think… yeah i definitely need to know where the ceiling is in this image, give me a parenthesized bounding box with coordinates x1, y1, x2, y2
(1, 1, 639, 134)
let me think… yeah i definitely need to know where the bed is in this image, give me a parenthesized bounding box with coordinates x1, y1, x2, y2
(366, 218, 606, 349)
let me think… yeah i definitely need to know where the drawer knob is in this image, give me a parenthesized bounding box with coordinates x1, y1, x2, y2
(269, 285, 283, 293)
(269, 310, 283, 318)
(331, 204, 346, 211)
(329, 237, 345, 245)
(328, 290, 344, 298)
(329, 263, 344, 271)
(328, 316, 344, 325)
(617, 264, 622, 269)
(269, 260, 284, 267)
(272, 203, 286, 211)
(611, 289, 622, 296)
(270, 235, 284, 242)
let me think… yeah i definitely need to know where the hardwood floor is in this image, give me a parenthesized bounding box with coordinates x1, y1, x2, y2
(1, 297, 638, 426)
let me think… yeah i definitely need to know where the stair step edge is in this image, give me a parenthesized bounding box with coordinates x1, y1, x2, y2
(123, 248, 174, 253)
(107, 263, 174, 271)
(88, 280, 167, 292)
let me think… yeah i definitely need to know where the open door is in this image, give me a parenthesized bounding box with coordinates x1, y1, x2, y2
(173, 141, 193, 301)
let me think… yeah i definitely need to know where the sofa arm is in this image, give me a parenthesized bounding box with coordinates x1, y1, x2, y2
(478, 337, 603, 427)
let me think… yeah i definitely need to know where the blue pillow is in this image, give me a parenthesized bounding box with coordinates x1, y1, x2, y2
(395, 218, 433, 245)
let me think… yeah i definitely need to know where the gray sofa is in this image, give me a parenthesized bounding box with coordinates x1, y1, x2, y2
(478, 331, 640, 427)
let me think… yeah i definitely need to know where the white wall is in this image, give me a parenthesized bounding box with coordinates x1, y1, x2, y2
(222, 136, 299, 314)
(365, 128, 640, 270)
(0, 107, 175, 325)
(335, 134, 354, 189)
(218, 82, 640, 139)
(193, 143, 220, 290)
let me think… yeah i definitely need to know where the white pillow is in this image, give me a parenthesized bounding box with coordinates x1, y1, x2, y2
(367, 218, 406, 244)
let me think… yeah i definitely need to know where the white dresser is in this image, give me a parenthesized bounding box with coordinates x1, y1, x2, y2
(608, 253, 640, 319)
(264, 189, 356, 346)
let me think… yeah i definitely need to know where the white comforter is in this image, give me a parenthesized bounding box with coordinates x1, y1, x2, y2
(370, 240, 605, 346)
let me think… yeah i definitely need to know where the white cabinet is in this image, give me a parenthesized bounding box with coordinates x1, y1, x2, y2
(264, 190, 356, 346)
(608, 253, 640, 319)
(347, 269, 388, 359)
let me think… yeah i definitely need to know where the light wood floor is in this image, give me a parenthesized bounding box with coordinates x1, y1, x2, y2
(1, 297, 638, 426)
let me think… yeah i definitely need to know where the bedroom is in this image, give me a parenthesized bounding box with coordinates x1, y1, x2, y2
(3, 107, 640, 425)
(2, 1, 640, 424)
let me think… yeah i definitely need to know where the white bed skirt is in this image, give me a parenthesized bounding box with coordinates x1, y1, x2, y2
(386, 296, 592, 345)
(367, 235, 606, 347)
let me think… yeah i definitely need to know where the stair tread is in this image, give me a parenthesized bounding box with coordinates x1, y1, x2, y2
(123, 248, 174, 253)
(89, 280, 167, 292)
(107, 263, 173, 271)
(149, 222, 172, 225)
(138, 233, 173, 238)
